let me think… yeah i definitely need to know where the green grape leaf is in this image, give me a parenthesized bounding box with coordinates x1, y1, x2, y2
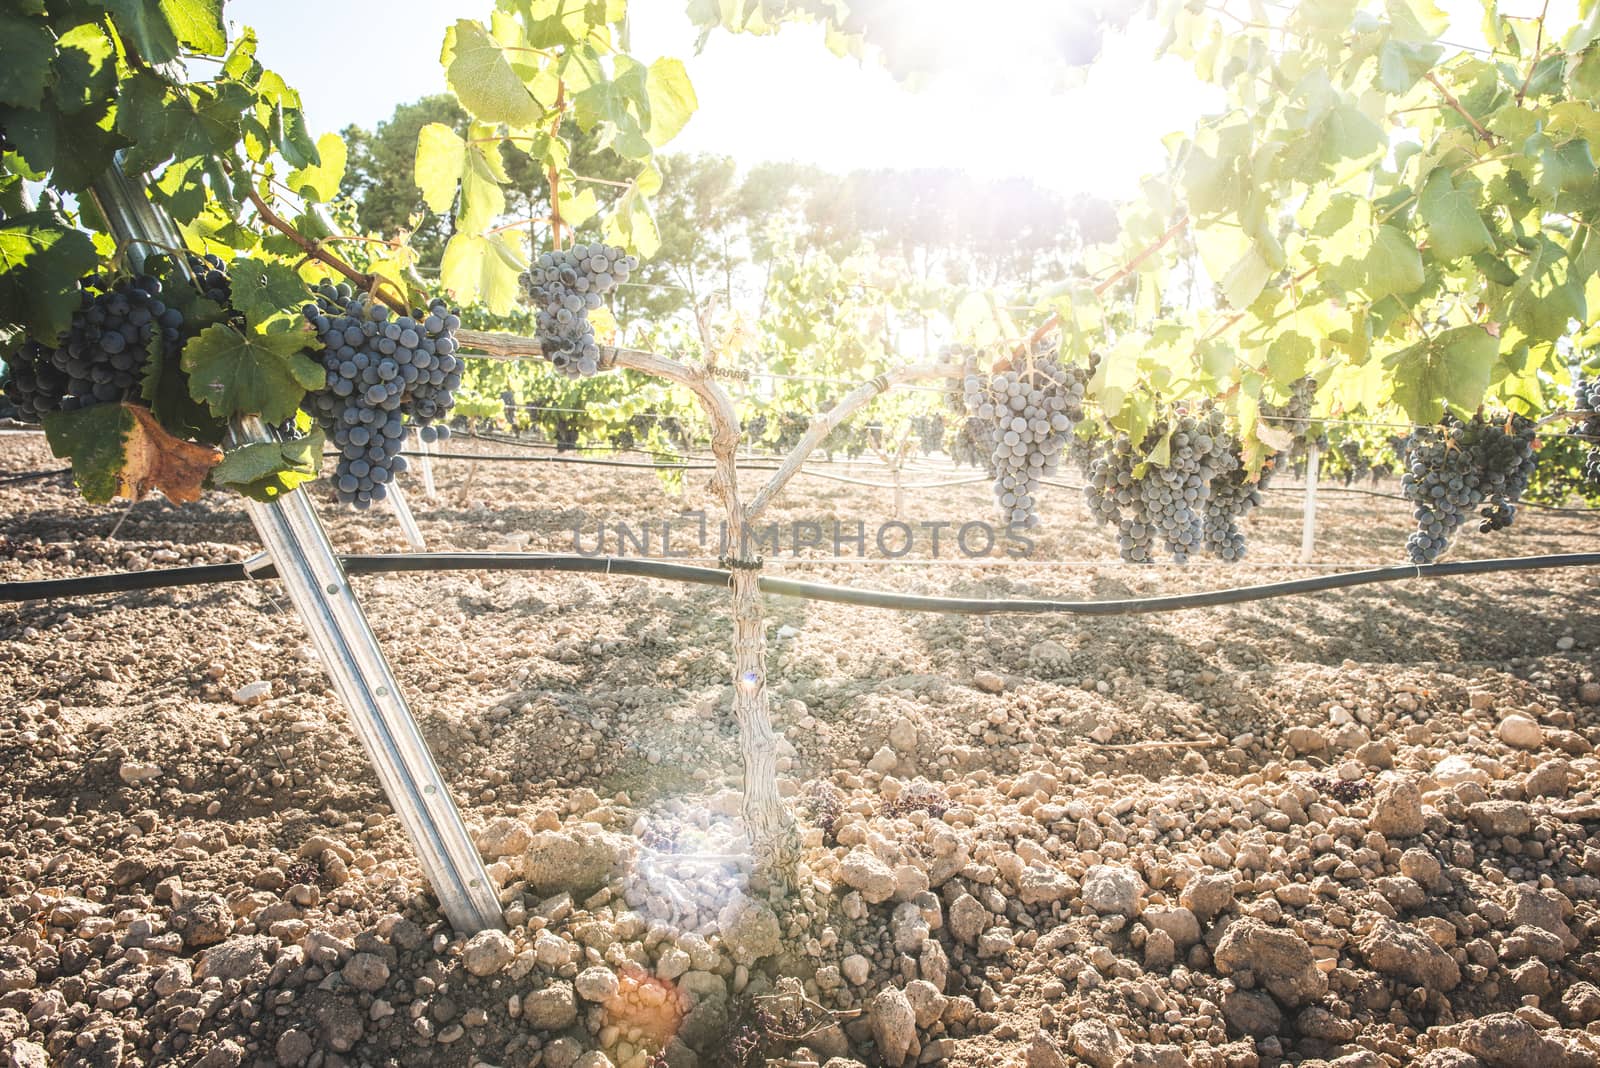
(139, 326, 224, 443)
(1181, 147, 1236, 215)
(105, 0, 181, 64)
(152, 156, 207, 221)
(644, 58, 696, 147)
(1471, 251, 1519, 286)
(50, 102, 130, 193)
(0, 211, 99, 345)
(1512, 279, 1585, 341)
(1221, 244, 1272, 309)
(440, 232, 527, 315)
(106, 0, 225, 63)
(0, 13, 53, 109)
(41, 403, 133, 503)
(601, 181, 660, 258)
(1570, 44, 1600, 99)
(52, 22, 117, 116)
(1418, 169, 1492, 261)
(43, 402, 221, 504)
(228, 258, 310, 328)
(1364, 224, 1425, 301)
(443, 20, 542, 127)
(158, 0, 226, 56)
(1319, 103, 1385, 167)
(414, 122, 466, 214)
(223, 25, 258, 79)
(182, 324, 324, 424)
(286, 133, 347, 203)
(1535, 139, 1598, 201)
(253, 71, 319, 170)
(1384, 325, 1497, 423)
(574, 78, 652, 160)
(210, 430, 324, 502)
(1376, 39, 1442, 92)
(116, 71, 179, 174)
(458, 147, 507, 234)
(1266, 331, 1314, 383)
(1390, 0, 1449, 42)
(557, 184, 600, 229)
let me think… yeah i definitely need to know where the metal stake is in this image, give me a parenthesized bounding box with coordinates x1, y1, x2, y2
(89, 161, 502, 933)
(386, 481, 427, 550)
(415, 428, 438, 500)
(1300, 442, 1320, 564)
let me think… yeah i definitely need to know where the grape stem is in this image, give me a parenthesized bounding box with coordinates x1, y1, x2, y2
(1515, 0, 1551, 104)
(243, 187, 409, 314)
(1425, 72, 1496, 142)
(548, 82, 566, 252)
(1019, 212, 1192, 358)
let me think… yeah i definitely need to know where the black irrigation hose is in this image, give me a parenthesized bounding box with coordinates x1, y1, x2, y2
(323, 449, 728, 471)
(0, 468, 71, 486)
(0, 562, 251, 601)
(1255, 479, 1599, 515)
(4, 550, 1598, 616)
(405, 450, 785, 472)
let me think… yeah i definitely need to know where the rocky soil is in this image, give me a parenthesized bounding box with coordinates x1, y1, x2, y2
(0, 429, 1598, 1068)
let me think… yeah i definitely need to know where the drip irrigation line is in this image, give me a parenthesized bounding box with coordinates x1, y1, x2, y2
(391, 448, 986, 490)
(3, 550, 1597, 615)
(1274, 481, 1600, 515)
(1259, 412, 1600, 442)
(1036, 476, 1599, 517)
(459, 430, 949, 472)
(391, 450, 749, 472)
(0, 468, 71, 486)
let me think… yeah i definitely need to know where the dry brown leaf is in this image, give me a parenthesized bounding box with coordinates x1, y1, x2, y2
(120, 405, 222, 504)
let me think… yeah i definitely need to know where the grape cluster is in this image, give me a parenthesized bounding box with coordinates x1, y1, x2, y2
(522, 243, 635, 378)
(1260, 376, 1325, 462)
(800, 781, 844, 843)
(1085, 407, 1230, 563)
(1307, 775, 1373, 804)
(957, 353, 1089, 528)
(300, 283, 462, 508)
(1202, 441, 1273, 562)
(882, 781, 948, 819)
(1337, 439, 1372, 486)
(1400, 412, 1538, 562)
(1575, 379, 1600, 485)
(1474, 414, 1537, 532)
(910, 413, 944, 456)
(189, 253, 233, 306)
(2, 274, 185, 422)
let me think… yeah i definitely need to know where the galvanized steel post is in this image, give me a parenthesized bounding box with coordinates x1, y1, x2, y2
(88, 161, 503, 933)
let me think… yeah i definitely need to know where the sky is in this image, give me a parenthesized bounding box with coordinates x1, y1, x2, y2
(223, 0, 1573, 202)
(224, 0, 1218, 199)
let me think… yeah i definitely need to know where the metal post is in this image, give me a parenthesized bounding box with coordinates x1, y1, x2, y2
(386, 481, 427, 550)
(1300, 442, 1319, 564)
(90, 162, 502, 933)
(415, 429, 438, 500)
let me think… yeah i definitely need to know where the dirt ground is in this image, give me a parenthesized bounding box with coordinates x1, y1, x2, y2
(0, 426, 1598, 1068)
